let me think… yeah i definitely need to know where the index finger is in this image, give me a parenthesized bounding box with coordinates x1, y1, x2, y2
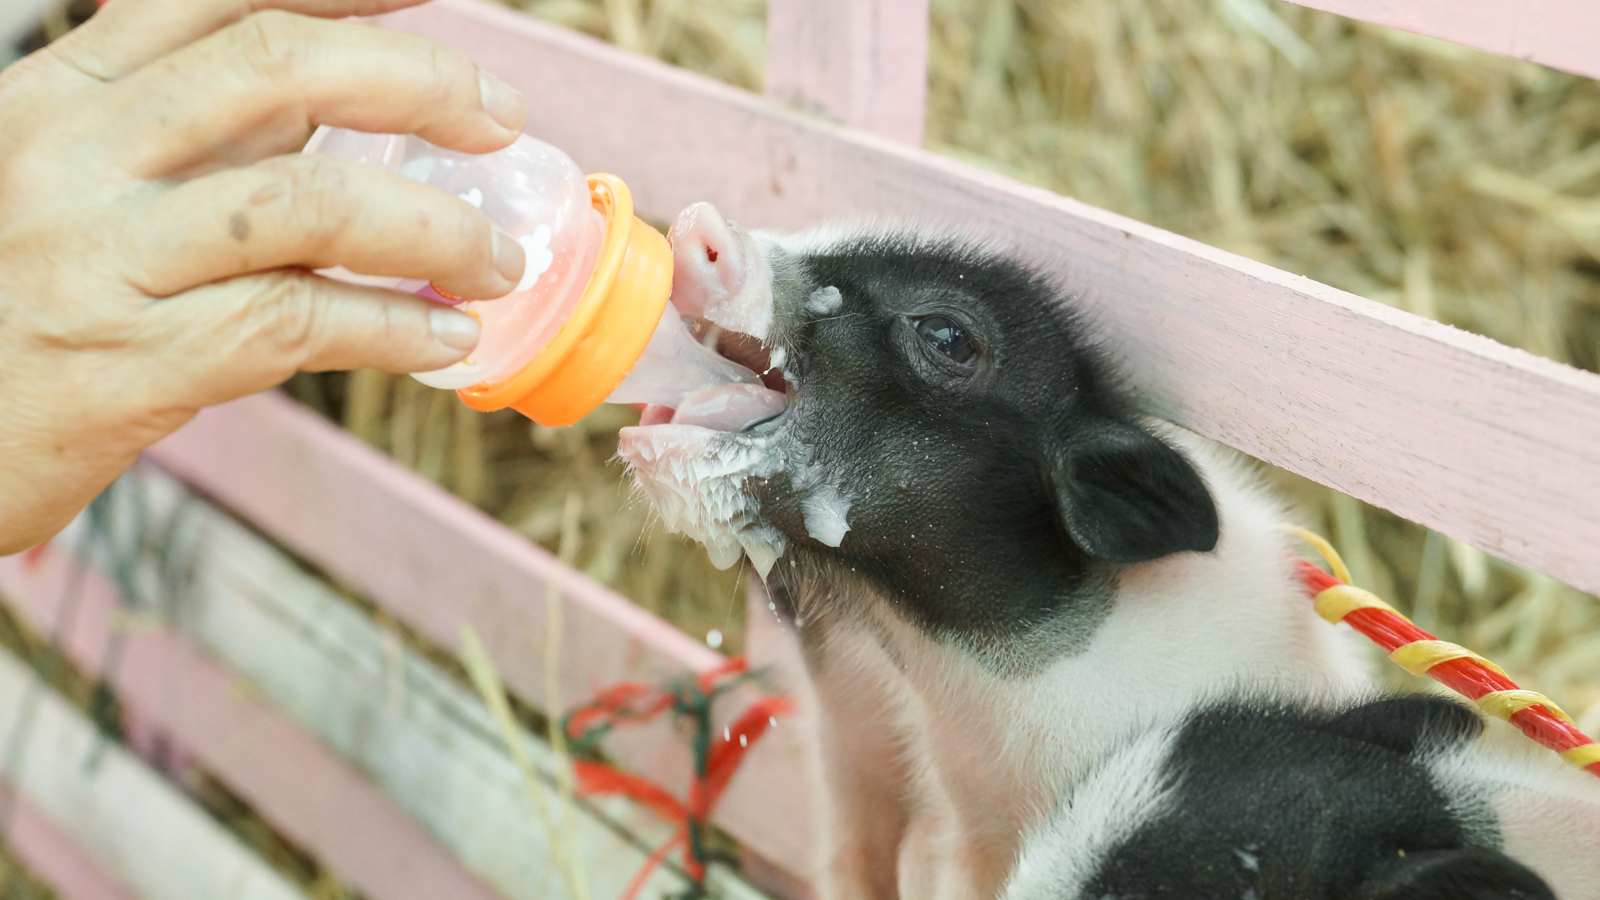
(122, 153, 526, 300)
(45, 0, 431, 83)
(99, 13, 527, 177)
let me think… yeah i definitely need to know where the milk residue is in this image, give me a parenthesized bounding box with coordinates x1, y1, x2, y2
(799, 484, 853, 547)
(617, 414, 855, 577)
(618, 425, 789, 578)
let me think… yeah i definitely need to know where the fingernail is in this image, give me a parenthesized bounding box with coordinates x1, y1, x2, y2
(430, 307, 481, 352)
(492, 226, 526, 288)
(478, 68, 527, 133)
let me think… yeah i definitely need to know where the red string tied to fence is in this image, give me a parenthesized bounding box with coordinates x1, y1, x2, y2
(564, 654, 795, 898)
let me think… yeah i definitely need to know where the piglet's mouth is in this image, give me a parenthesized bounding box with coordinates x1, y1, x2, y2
(616, 203, 795, 575)
(635, 204, 787, 434)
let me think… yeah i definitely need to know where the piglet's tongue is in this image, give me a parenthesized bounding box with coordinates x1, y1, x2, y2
(668, 383, 786, 432)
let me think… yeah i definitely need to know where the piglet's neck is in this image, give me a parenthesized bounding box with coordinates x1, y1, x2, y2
(842, 440, 1373, 820)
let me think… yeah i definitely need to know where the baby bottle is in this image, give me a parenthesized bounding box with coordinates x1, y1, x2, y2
(301, 127, 760, 427)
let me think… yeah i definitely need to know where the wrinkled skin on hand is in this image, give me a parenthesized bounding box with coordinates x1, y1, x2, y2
(0, 0, 532, 554)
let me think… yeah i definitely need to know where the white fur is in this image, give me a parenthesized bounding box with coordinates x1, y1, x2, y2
(1001, 724, 1181, 900)
(617, 424, 789, 574)
(761, 219, 1014, 264)
(1425, 731, 1600, 900)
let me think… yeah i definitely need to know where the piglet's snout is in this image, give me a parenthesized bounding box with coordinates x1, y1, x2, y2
(667, 202, 774, 340)
(669, 202, 746, 318)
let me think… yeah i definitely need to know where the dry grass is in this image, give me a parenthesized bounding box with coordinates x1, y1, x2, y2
(0, 847, 58, 900)
(313, 0, 1600, 731)
(289, 371, 751, 653)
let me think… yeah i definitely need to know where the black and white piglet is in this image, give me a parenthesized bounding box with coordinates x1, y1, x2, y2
(1004, 693, 1600, 900)
(615, 207, 1593, 898)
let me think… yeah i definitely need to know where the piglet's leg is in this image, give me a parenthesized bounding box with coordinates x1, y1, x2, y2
(896, 784, 1011, 900)
(809, 663, 909, 900)
(667, 202, 776, 341)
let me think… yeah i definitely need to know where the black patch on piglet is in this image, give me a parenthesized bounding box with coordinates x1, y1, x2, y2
(1321, 694, 1484, 758)
(1079, 695, 1531, 900)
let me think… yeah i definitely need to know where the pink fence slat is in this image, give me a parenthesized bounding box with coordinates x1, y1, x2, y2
(143, 392, 816, 886)
(764, 0, 929, 145)
(1281, 0, 1600, 81)
(0, 785, 138, 900)
(378, 0, 1600, 597)
(0, 550, 506, 900)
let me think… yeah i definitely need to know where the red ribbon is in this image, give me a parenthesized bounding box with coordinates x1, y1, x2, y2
(565, 654, 795, 897)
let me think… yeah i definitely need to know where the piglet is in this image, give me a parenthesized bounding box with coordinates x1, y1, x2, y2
(618, 205, 1416, 898)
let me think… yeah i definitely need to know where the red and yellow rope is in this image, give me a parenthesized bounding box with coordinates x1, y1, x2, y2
(1290, 528, 1600, 778)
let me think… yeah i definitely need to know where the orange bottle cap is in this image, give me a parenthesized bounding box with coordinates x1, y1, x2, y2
(454, 174, 672, 426)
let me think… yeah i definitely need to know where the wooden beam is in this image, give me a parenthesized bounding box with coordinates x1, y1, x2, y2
(0, 786, 139, 900)
(0, 547, 512, 900)
(145, 393, 818, 886)
(1279, 0, 1600, 82)
(371, 0, 1600, 596)
(2, 471, 772, 900)
(0, 644, 309, 900)
(764, 0, 929, 145)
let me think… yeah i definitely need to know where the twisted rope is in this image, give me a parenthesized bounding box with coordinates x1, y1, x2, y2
(1290, 528, 1600, 776)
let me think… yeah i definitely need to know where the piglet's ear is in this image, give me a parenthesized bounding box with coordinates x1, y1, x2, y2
(1324, 695, 1484, 757)
(1352, 848, 1554, 900)
(1052, 423, 1219, 563)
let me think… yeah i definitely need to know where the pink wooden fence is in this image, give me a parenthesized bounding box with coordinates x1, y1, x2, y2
(0, 545, 503, 900)
(142, 392, 816, 883)
(3, 1, 1599, 898)
(1281, 0, 1600, 81)
(764, 0, 929, 146)
(0, 787, 135, 900)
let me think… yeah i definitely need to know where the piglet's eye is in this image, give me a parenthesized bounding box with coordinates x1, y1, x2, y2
(915, 316, 977, 366)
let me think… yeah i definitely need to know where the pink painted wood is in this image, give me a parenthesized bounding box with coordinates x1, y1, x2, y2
(764, 0, 929, 145)
(0, 785, 138, 900)
(1280, 0, 1600, 82)
(142, 392, 817, 886)
(380, 0, 1600, 596)
(0, 549, 506, 900)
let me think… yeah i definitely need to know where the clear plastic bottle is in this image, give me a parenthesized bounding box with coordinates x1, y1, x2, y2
(301, 127, 761, 426)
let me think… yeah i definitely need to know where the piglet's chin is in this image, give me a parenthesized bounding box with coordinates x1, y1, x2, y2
(616, 424, 789, 578)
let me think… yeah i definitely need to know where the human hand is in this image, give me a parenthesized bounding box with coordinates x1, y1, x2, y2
(0, 0, 530, 553)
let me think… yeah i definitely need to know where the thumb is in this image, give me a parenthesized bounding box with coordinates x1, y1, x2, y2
(151, 269, 480, 407)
